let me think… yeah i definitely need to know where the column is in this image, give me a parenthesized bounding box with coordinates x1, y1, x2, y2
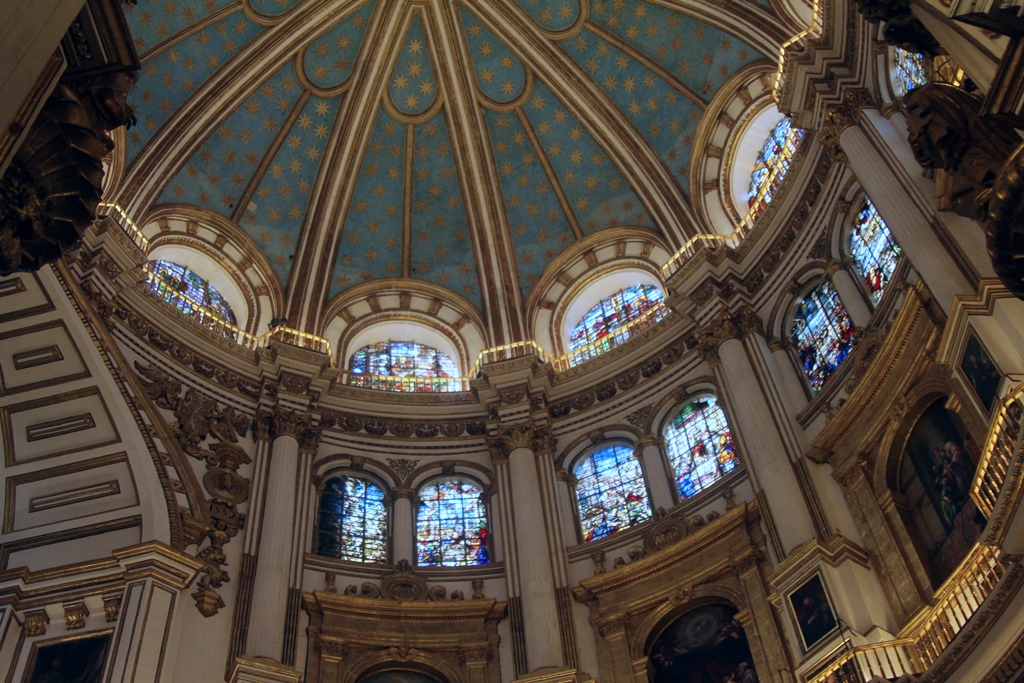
(635, 436, 676, 511)
(700, 315, 817, 558)
(505, 423, 565, 671)
(837, 460, 929, 622)
(493, 422, 564, 674)
(839, 112, 973, 313)
(909, 3, 998, 91)
(829, 266, 871, 328)
(392, 488, 415, 563)
(246, 408, 316, 662)
(107, 544, 204, 683)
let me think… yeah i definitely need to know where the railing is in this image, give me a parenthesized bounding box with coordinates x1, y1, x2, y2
(552, 302, 670, 372)
(98, 202, 149, 252)
(471, 339, 556, 377)
(139, 264, 334, 360)
(660, 132, 804, 277)
(971, 382, 1024, 519)
(773, 0, 824, 99)
(806, 545, 1006, 683)
(344, 373, 469, 393)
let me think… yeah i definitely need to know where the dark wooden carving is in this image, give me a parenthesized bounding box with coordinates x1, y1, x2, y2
(0, 0, 138, 276)
(853, 0, 943, 56)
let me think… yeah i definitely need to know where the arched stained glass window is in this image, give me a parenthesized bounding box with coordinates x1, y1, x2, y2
(316, 476, 388, 563)
(664, 396, 740, 500)
(791, 283, 855, 394)
(574, 445, 652, 542)
(348, 340, 459, 392)
(893, 48, 929, 97)
(569, 284, 666, 358)
(146, 259, 237, 325)
(416, 478, 489, 567)
(748, 117, 804, 217)
(850, 199, 902, 305)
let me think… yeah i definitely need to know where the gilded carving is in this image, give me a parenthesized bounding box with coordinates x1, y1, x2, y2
(63, 602, 88, 630)
(103, 594, 121, 622)
(0, 71, 137, 275)
(318, 637, 347, 658)
(23, 610, 48, 637)
(459, 647, 491, 664)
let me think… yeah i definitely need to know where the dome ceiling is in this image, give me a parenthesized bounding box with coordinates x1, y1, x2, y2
(114, 0, 786, 341)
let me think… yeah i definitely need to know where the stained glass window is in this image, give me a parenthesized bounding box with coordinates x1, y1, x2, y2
(893, 48, 929, 97)
(574, 445, 652, 542)
(416, 478, 489, 567)
(748, 117, 804, 218)
(348, 340, 460, 392)
(664, 396, 740, 499)
(316, 476, 388, 563)
(146, 259, 237, 325)
(791, 283, 856, 394)
(850, 199, 901, 306)
(569, 284, 666, 360)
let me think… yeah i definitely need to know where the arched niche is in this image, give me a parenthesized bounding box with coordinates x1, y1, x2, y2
(647, 603, 759, 683)
(892, 397, 985, 589)
(526, 229, 671, 354)
(139, 207, 283, 334)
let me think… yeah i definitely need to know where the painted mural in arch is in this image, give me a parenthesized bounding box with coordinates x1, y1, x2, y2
(361, 670, 443, 683)
(899, 399, 986, 587)
(649, 604, 758, 683)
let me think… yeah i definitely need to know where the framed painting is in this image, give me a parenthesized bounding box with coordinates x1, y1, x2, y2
(959, 332, 1002, 413)
(788, 573, 839, 651)
(24, 631, 111, 683)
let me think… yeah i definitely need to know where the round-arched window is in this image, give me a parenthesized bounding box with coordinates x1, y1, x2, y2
(748, 117, 804, 217)
(849, 198, 901, 306)
(145, 259, 237, 325)
(569, 284, 666, 359)
(893, 47, 928, 97)
(664, 396, 740, 500)
(348, 340, 459, 392)
(791, 282, 855, 393)
(573, 444, 652, 542)
(316, 475, 388, 563)
(416, 478, 489, 567)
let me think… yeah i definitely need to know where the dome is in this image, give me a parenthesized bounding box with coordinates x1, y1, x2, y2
(4, 2, 1024, 683)
(110, 0, 791, 344)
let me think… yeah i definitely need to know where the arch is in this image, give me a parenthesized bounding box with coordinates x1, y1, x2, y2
(141, 206, 284, 334)
(316, 473, 390, 563)
(571, 443, 652, 543)
(415, 476, 490, 567)
(347, 339, 461, 392)
(646, 602, 760, 683)
(790, 281, 855, 394)
(342, 652, 462, 683)
(561, 276, 667, 365)
(145, 259, 239, 326)
(891, 397, 985, 588)
(846, 197, 902, 307)
(662, 394, 741, 501)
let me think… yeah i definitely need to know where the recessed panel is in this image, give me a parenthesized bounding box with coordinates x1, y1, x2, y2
(1, 517, 141, 570)
(0, 321, 89, 394)
(0, 273, 54, 323)
(2, 388, 119, 465)
(4, 453, 138, 532)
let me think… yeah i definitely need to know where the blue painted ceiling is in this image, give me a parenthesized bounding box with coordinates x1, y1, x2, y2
(121, 0, 775, 313)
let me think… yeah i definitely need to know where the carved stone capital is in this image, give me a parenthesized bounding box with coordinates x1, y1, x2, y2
(494, 421, 555, 457)
(23, 610, 48, 637)
(267, 406, 315, 441)
(392, 486, 415, 500)
(317, 636, 347, 658)
(103, 594, 121, 622)
(459, 647, 491, 664)
(634, 434, 660, 450)
(63, 602, 88, 630)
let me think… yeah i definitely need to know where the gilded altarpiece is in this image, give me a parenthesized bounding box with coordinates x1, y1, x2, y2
(571, 502, 793, 683)
(303, 577, 505, 683)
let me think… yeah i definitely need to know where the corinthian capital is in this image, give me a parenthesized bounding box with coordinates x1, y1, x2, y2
(494, 421, 555, 457)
